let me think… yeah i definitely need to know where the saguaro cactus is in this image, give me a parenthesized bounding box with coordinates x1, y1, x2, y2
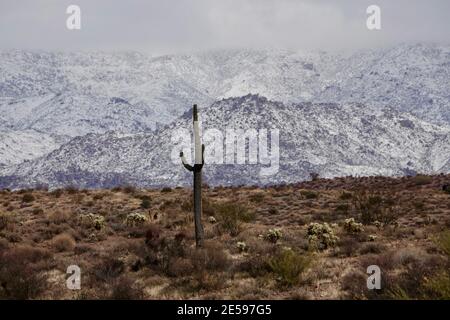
(180, 104, 205, 247)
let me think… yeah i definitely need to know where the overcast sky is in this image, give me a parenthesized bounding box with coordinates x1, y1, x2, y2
(0, 0, 449, 54)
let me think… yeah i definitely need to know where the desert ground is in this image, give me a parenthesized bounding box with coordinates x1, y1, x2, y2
(0, 174, 449, 300)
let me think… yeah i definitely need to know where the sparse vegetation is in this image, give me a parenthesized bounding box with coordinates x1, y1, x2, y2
(0, 174, 448, 299)
(268, 248, 312, 286)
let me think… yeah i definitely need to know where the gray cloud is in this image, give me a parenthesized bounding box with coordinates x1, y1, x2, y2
(0, 0, 449, 54)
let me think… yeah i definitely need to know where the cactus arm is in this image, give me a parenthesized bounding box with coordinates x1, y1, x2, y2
(200, 144, 205, 167)
(180, 151, 194, 172)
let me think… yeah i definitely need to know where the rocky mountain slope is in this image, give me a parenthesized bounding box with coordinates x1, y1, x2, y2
(1, 95, 448, 189)
(0, 44, 449, 188)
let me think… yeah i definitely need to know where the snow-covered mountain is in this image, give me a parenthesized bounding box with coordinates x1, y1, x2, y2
(1, 44, 449, 136)
(0, 130, 60, 169)
(0, 44, 449, 188)
(1, 95, 448, 189)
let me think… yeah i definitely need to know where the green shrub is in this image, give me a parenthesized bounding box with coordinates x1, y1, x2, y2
(412, 175, 432, 186)
(307, 222, 338, 250)
(300, 190, 318, 199)
(435, 230, 450, 256)
(140, 198, 151, 209)
(268, 248, 312, 286)
(22, 193, 35, 203)
(214, 202, 255, 236)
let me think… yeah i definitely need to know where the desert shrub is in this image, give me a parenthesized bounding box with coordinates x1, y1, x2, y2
(125, 213, 148, 226)
(161, 187, 172, 193)
(52, 233, 76, 252)
(435, 230, 450, 256)
(352, 190, 400, 225)
(339, 191, 353, 200)
(335, 203, 350, 214)
(264, 228, 283, 244)
(422, 271, 450, 299)
(249, 193, 265, 202)
(22, 193, 35, 203)
(343, 218, 364, 234)
(190, 242, 230, 272)
(309, 172, 320, 181)
(443, 184, 450, 194)
(214, 202, 255, 236)
(300, 190, 318, 199)
(268, 208, 278, 215)
(359, 242, 387, 255)
(307, 222, 338, 250)
(79, 213, 105, 230)
(50, 189, 63, 198)
(341, 270, 368, 299)
(0, 246, 51, 299)
(122, 185, 136, 194)
(48, 211, 70, 224)
(140, 198, 151, 209)
(145, 224, 163, 249)
(158, 237, 187, 275)
(32, 207, 44, 215)
(412, 175, 432, 186)
(334, 237, 360, 257)
(93, 257, 125, 282)
(65, 186, 78, 194)
(268, 248, 312, 286)
(109, 276, 144, 300)
(0, 212, 11, 231)
(186, 243, 230, 290)
(92, 193, 105, 201)
(238, 255, 271, 277)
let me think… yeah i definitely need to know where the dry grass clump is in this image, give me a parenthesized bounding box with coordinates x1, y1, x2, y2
(108, 276, 144, 300)
(0, 212, 12, 231)
(0, 245, 52, 299)
(268, 248, 312, 286)
(213, 202, 255, 236)
(52, 233, 76, 252)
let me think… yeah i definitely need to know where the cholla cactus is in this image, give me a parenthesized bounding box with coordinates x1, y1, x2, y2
(237, 241, 248, 252)
(125, 213, 148, 226)
(307, 222, 338, 250)
(208, 216, 217, 224)
(265, 228, 283, 243)
(79, 213, 105, 230)
(180, 104, 205, 248)
(343, 218, 364, 234)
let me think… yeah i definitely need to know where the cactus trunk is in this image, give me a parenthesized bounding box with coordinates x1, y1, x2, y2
(193, 170, 204, 247)
(180, 104, 205, 248)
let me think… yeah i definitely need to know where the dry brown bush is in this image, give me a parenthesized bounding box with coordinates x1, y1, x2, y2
(52, 233, 76, 252)
(0, 245, 52, 299)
